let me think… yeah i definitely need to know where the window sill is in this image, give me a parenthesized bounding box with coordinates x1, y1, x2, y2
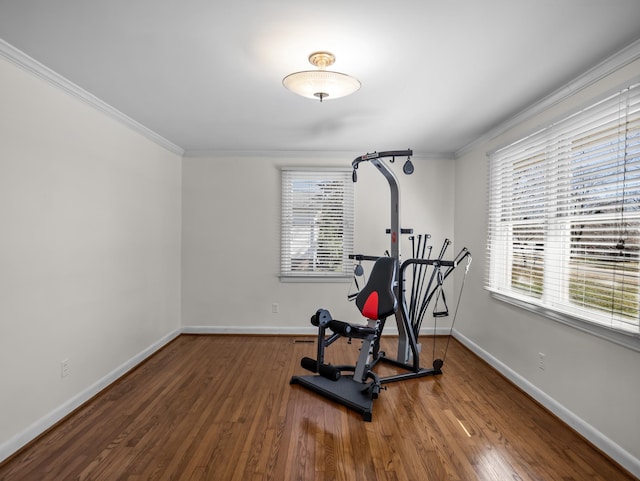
(488, 290, 640, 353)
(279, 275, 352, 283)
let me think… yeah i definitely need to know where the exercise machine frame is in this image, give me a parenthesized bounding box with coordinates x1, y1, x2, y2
(290, 150, 470, 421)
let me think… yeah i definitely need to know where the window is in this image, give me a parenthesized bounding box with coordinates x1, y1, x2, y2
(280, 168, 354, 279)
(487, 82, 640, 338)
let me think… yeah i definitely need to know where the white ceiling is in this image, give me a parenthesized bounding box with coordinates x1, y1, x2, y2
(1, 0, 640, 157)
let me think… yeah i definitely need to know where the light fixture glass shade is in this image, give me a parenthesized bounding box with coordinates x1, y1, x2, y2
(283, 51, 360, 101)
(283, 70, 361, 101)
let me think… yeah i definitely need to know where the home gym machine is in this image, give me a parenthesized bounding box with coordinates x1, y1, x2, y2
(290, 149, 471, 421)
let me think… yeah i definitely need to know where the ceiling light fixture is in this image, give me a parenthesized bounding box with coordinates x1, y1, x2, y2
(282, 51, 361, 102)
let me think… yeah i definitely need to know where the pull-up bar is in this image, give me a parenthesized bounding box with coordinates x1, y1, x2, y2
(351, 149, 414, 180)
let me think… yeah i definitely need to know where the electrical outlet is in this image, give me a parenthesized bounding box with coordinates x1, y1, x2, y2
(538, 352, 545, 371)
(271, 303, 279, 314)
(61, 359, 70, 378)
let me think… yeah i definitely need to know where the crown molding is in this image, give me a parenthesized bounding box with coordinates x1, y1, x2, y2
(455, 37, 640, 159)
(182, 149, 455, 160)
(0, 39, 185, 157)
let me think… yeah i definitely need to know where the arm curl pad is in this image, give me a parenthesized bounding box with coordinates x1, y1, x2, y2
(328, 320, 376, 338)
(327, 320, 352, 336)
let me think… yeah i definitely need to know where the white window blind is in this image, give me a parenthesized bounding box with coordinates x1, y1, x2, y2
(281, 169, 354, 279)
(487, 82, 640, 336)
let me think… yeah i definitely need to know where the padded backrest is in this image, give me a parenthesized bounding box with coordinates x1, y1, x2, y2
(356, 257, 398, 320)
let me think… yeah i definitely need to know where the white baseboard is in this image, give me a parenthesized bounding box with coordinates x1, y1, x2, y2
(181, 325, 318, 335)
(452, 329, 640, 479)
(0, 328, 181, 464)
(181, 325, 452, 336)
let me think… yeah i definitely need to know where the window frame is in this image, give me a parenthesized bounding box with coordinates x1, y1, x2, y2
(279, 167, 355, 282)
(486, 82, 640, 351)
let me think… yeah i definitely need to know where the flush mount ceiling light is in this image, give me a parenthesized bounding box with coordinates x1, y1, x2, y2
(282, 51, 361, 102)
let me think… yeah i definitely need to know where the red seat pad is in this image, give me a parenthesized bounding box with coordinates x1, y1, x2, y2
(355, 257, 397, 320)
(361, 291, 379, 320)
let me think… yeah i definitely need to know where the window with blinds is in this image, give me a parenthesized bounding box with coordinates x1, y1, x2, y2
(487, 82, 640, 336)
(280, 169, 354, 279)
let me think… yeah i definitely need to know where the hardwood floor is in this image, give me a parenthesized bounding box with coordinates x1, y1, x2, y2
(0, 334, 635, 481)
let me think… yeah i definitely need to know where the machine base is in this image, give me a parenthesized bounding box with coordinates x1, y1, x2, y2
(290, 374, 375, 421)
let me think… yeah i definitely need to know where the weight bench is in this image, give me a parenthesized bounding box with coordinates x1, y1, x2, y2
(290, 256, 398, 421)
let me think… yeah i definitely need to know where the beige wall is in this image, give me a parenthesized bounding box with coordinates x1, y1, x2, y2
(0, 55, 182, 458)
(181, 151, 455, 331)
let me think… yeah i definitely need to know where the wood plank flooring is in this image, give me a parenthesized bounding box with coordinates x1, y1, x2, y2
(0, 334, 635, 481)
